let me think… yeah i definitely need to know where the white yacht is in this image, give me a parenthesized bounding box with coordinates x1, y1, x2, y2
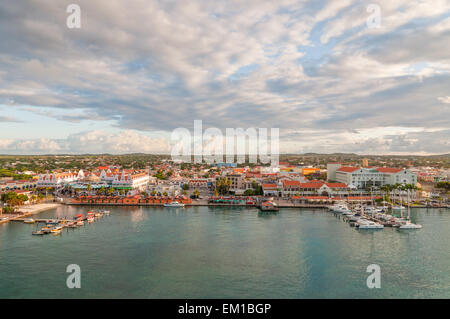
(164, 201, 185, 208)
(398, 222, 422, 229)
(356, 219, 384, 229)
(329, 203, 351, 214)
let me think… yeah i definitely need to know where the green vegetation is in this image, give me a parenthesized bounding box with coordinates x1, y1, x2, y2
(436, 181, 450, 190)
(0, 168, 32, 180)
(215, 177, 231, 195)
(1, 191, 29, 209)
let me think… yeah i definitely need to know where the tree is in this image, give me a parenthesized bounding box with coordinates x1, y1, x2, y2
(193, 189, 200, 198)
(182, 183, 190, 191)
(216, 177, 231, 195)
(244, 189, 254, 196)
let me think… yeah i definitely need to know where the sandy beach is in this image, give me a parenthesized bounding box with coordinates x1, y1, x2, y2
(0, 203, 61, 224)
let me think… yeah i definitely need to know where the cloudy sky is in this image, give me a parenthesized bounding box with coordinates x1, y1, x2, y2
(0, 0, 449, 155)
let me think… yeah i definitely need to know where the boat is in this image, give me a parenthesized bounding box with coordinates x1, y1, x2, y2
(392, 206, 405, 211)
(41, 225, 53, 234)
(24, 218, 35, 224)
(32, 230, 45, 235)
(356, 219, 384, 229)
(398, 222, 422, 229)
(259, 201, 279, 212)
(329, 203, 352, 214)
(164, 201, 185, 207)
(101, 210, 110, 215)
(76, 220, 84, 226)
(51, 226, 63, 235)
(94, 212, 103, 218)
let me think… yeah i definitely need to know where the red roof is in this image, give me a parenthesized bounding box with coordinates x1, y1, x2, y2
(282, 180, 301, 187)
(337, 166, 360, 173)
(325, 182, 347, 188)
(376, 167, 403, 173)
(299, 181, 324, 188)
(262, 184, 277, 189)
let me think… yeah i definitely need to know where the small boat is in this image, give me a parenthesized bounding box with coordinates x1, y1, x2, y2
(41, 225, 53, 234)
(76, 220, 84, 226)
(94, 212, 103, 218)
(32, 230, 45, 235)
(102, 210, 110, 215)
(391, 206, 405, 211)
(399, 222, 422, 229)
(329, 203, 352, 214)
(51, 227, 63, 235)
(260, 201, 279, 212)
(164, 201, 185, 207)
(24, 218, 35, 224)
(356, 219, 384, 229)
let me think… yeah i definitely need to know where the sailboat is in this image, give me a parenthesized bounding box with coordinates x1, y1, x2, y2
(397, 190, 422, 229)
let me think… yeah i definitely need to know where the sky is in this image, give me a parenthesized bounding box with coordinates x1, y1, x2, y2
(0, 0, 449, 155)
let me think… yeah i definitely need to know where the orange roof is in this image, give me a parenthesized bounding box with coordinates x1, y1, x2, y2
(262, 183, 277, 189)
(299, 181, 325, 188)
(337, 166, 360, 173)
(282, 180, 301, 187)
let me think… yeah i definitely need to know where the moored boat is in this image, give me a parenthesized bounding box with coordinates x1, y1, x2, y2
(24, 218, 35, 224)
(260, 201, 279, 212)
(164, 201, 185, 207)
(51, 226, 63, 235)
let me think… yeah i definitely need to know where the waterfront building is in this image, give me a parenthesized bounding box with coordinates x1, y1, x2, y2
(0, 179, 37, 192)
(111, 171, 149, 191)
(262, 183, 278, 196)
(329, 164, 417, 189)
(37, 170, 83, 189)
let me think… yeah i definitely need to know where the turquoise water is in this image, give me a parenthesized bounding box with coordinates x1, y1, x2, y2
(0, 206, 449, 298)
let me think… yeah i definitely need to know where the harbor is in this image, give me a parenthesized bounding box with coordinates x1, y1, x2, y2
(0, 204, 449, 298)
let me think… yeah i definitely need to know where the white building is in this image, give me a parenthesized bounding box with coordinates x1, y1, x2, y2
(111, 171, 149, 191)
(37, 170, 83, 188)
(333, 165, 417, 189)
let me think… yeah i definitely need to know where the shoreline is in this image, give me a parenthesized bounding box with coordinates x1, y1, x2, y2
(0, 203, 61, 224)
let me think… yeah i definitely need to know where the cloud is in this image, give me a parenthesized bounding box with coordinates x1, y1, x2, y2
(0, 130, 170, 154)
(0, 0, 449, 154)
(438, 96, 450, 104)
(0, 116, 22, 122)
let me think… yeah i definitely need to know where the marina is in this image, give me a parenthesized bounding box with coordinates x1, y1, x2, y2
(0, 205, 449, 298)
(13, 209, 110, 237)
